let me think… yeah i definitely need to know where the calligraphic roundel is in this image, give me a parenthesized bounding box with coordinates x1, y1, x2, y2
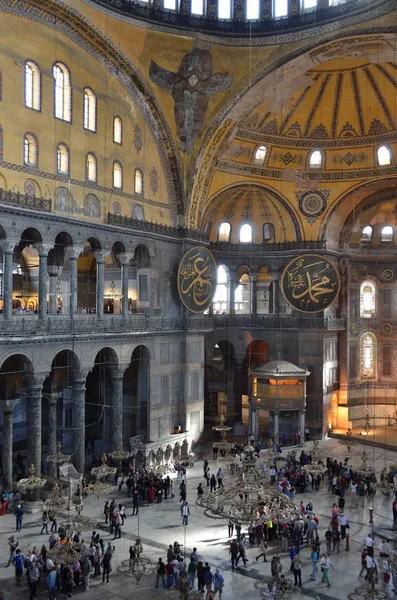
(177, 246, 217, 313)
(281, 254, 340, 313)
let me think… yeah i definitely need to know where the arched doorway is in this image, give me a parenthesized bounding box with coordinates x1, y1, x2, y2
(123, 345, 150, 443)
(243, 340, 270, 431)
(85, 347, 119, 453)
(205, 340, 236, 424)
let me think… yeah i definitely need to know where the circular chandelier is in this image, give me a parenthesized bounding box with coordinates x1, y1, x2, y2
(47, 540, 85, 563)
(339, 428, 357, 453)
(259, 439, 279, 466)
(212, 414, 233, 464)
(109, 440, 131, 462)
(91, 453, 117, 481)
(17, 463, 46, 492)
(375, 468, 395, 497)
(85, 478, 112, 499)
(44, 482, 67, 512)
(62, 500, 97, 532)
(355, 451, 375, 478)
(168, 573, 203, 600)
(256, 575, 299, 600)
(116, 540, 157, 585)
(197, 461, 296, 526)
(46, 442, 71, 466)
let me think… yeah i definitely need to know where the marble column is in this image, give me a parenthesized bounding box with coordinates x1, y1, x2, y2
(27, 381, 43, 476)
(229, 275, 235, 316)
(65, 247, 82, 318)
(47, 393, 60, 471)
(110, 372, 124, 450)
(47, 267, 62, 315)
(251, 273, 257, 316)
(73, 376, 86, 474)
(272, 272, 280, 317)
(299, 410, 306, 445)
(273, 411, 280, 445)
(93, 251, 107, 319)
(1, 400, 16, 489)
(119, 254, 133, 319)
(36, 244, 52, 319)
(1, 241, 15, 320)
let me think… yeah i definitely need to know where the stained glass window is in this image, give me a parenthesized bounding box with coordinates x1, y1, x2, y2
(360, 281, 375, 318)
(361, 332, 376, 379)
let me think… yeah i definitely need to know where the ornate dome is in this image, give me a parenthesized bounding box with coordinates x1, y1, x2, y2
(203, 185, 301, 243)
(240, 58, 397, 143)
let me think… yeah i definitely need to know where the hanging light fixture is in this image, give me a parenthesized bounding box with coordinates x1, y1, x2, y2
(46, 442, 71, 467)
(17, 463, 46, 493)
(116, 541, 157, 585)
(256, 575, 299, 600)
(91, 453, 117, 481)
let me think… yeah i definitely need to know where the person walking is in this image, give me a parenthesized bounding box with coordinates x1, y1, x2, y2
(28, 559, 41, 600)
(15, 504, 23, 532)
(216, 468, 224, 488)
(12, 549, 24, 586)
(320, 553, 334, 588)
(325, 527, 333, 554)
(155, 558, 166, 588)
(6, 535, 18, 567)
(103, 501, 109, 524)
(230, 539, 238, 570)
(359, 547, 368, 577)
(82, 555, 92, 591)
(292, 554, 302, 587)
(181, 501, 190, 525)
(50, 510, 57, 533)
(40, 509, 49, 534)
(47, 567, 57, 600)
(102, 547, 112, 584)
(210, 474, 217, 492)
(310, 547, 319, 581)
(213, 568, 224, 597)
(132, 490, 140, 516)
(228, 517, 234, 538)
(255, 539, 268, 562)
(204, 564, 213, 594)
(197, 483, 204, 499)
(188, 557, 197, 589)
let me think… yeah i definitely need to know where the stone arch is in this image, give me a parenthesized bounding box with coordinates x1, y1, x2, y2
(123, 345, 151, 446)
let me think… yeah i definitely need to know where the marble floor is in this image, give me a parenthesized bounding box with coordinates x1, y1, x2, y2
(1, 437, 396, 600)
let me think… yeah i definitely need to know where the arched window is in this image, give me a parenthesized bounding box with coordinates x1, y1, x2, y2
(263, 222, 276, 243)
(361, 225, 372, 242)
(53, 62, 71, 122)
(134, 168, 143, 195)
(377, 145, 391, 166)
(360, 281, 376, 318)
(274, 0, 288, 17)
(361, 332, 376, 379)
(84, 193, 101, 218)
(218, 0, 231, 18)
(191, 0, 204, 14)
(86, 152, 97, 182)
(25, 61, 41, 110)
(309, 149, 322, 168)
(381, 225, 394, 242)
(240, 223, 253, 243)
(218, 222, 231, 242)
(113, 161, 123, 189)
(254, 145, 267, 165)
(113, 116, 122, 144)
(303, 0, 317, 8)
(246, 0, 259, 19)
(57, 143, 69, 175)
(235, 273, 251, 314)
(83, 88, 96, 132)
(213, 265, 229, 314)
(24, 133, 38, 166)
(132, 204, 145, 221)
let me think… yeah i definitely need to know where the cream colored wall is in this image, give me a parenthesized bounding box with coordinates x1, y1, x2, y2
(0, 12, 171, 224)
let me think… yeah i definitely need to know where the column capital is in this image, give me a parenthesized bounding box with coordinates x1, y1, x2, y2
(0, 239, 17, 253)
(118, 252, 134, 266)
(47, 265, 63, 277)
(92, 249, 109, 264)
(43, 392, 61, 406)
(35, 243, 53, 257)
(64, 246, 84, 260)
(0, 399, 17, 412)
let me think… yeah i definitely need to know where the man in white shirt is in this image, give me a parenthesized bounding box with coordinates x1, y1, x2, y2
(366, 534, 375, 557)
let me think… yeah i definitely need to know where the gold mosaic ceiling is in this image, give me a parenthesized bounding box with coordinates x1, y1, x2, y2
(240, 59, 397, 141)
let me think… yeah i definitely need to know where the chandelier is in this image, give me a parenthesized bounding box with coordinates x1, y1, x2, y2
(167, 573, 203, 600)
(374, 468, 395, 497)
(116, 540, 157, 585)
(212, 414, 233, 464)
(259, 439, 279, 466)
(109, 440, 131, 462)
(91, 453, 117, 481)
(44, 483, 67, 512)
(85, 478, 112, 499)
(256, 575, 299, 600)
(197, 460, 296, 526)
(17, 463, 46, 492)
(47, 540, 85, 563)
(339, 428, 357, 453)
(46, 442, 71, 466)
(355, 451, 374, 478)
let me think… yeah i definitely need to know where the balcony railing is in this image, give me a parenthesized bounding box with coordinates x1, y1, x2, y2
(0, 188, 52, 212)
(256, 383, 304, 398)
(0, 314, 212, 336)
(213, 314, 345, 330)
(210, 240, 326, 253)
(108, 213, 209, 242)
